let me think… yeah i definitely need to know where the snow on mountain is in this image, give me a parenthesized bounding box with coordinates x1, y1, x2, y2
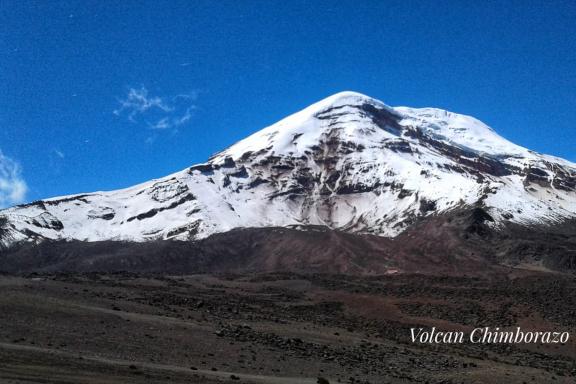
(1, 91, 575, 248)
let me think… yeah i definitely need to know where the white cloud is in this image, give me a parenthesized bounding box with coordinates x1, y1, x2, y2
(150, 117, 170, 130)
(114, 86, 198, 134)
(0, 151, 28, 208)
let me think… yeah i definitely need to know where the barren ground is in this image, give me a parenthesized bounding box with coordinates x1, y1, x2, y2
(0, 272, 575, 384)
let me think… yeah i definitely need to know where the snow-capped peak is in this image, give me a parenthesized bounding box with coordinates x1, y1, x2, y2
(212, 91, 399, 162)
(396, 106, 522, 156)
(1, 91, 575, 249)
(295, 91, 393, 113)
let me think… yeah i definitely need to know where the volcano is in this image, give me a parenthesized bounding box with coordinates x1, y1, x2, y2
(2, 92, 575, 275)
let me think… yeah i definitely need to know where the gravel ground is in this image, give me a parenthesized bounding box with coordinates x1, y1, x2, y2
(0, 272, 574, 384)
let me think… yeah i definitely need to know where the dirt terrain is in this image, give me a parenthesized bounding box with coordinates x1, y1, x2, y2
(0, 272, 575, 384)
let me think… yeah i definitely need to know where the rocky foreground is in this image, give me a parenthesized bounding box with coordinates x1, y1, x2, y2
(0, 272, 575, 384)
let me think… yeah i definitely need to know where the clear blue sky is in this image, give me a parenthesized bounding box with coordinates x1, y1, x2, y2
(1, 0, 575, 206)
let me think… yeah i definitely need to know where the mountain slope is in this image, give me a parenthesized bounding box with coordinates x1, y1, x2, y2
(1, 91, 575, 250)
(3, 211, 575, 275)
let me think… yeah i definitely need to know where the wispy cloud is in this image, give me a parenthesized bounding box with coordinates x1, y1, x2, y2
(114, 86, 198, 134)
(53, 149, 65, 159)
(0, 151, 28, 208)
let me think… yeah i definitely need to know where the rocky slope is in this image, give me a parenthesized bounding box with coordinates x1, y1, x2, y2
(1, 91, 575, 251)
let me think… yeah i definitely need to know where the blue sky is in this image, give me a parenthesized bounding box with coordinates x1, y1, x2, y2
(1, 0, 575, 206)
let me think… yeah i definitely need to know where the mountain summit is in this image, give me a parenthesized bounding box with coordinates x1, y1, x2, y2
(1, 92, 576, 251)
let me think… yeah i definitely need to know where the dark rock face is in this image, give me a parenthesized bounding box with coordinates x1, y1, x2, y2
(0, 216, 9, 248)
(43, 195, 91, 206)
(466, 207, 495, 237)
(126, 193, 196, 222)
(31, 216, 64, 231)
(221, 156, 236, 168)
(358, 103, 403, 136)
(384, 139, 413, 154)
(404, 126, 514, 178)
(146, 179, 190, 203)
(88, 209, 115, 220)
(188, 163, 214, 174)
(229, 166, 249, 178)
(336, 181, 380, 195)
(518, 161, 576, 192)
(418, 199, 437, 214)
(524, 166, 551, 187)
(165, 220, 200, 239)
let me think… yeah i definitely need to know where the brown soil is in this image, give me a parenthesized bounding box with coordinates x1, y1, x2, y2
(0, 272, 574, 383)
